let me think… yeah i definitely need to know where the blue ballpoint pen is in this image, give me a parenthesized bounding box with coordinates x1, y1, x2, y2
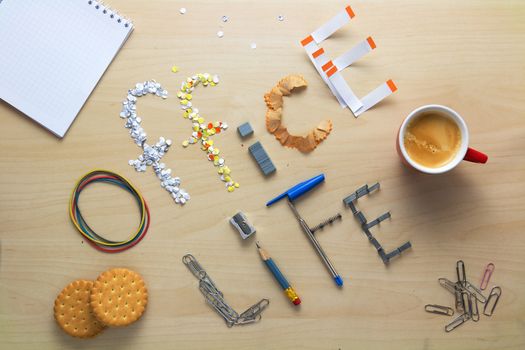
(266, 174, 343, 287)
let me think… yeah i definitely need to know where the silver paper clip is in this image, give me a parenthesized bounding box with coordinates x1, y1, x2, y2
(445, 313, 470, 332)
(471, 297, 480, 322)
(456, 260, 467, 287)
(483, 286, 502, 316)
(425, 304, 454, 316)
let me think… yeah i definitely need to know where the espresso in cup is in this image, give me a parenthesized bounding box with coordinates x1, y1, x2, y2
(403, 112, 461, 168)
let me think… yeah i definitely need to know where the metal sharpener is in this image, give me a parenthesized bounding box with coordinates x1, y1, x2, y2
(230, 212, 256, 239)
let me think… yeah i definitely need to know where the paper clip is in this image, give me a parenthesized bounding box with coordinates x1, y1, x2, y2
(483, 286, 502, 316)
(471, 297, 480, 322)
(438, 278, 460, 295)
(425, 304, 454, 316)
(460, 291, 472, 318)
(480, 263, 495, 290)
(455, 289, 464, 313)
(438, 278, 465, 312)
(239, 299, 270, 320)
(456, 260, 467, 287)
(464, 281, 487, 304)
(445, 313, 470, 332)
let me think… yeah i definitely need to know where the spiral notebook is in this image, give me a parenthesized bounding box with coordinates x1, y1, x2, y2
(0, 0, 133, 137)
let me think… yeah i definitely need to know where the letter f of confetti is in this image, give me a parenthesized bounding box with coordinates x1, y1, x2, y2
(177, 73, 239, 192)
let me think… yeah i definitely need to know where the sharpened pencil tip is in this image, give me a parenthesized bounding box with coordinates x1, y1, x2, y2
(255, 241, 261, 248)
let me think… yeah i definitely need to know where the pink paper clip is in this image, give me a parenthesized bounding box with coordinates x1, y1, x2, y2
(480, 263, 495, 290)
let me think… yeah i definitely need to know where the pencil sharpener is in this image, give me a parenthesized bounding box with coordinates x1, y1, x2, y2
(230, 212, 256, 239)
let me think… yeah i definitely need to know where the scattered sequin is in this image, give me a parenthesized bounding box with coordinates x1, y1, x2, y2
(177, 73, 239, 192)
(171, 65, 179, 73)
(217, 31, 224, 38)
(278, 15, 284, 21)
(221, 15, 228, 22)
(119, 80, 190, 205)
(179, 8, 187, 14)
(250, 42, 257, 49)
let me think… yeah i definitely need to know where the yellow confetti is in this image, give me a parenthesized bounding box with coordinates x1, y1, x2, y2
(171, 65, 179, 73)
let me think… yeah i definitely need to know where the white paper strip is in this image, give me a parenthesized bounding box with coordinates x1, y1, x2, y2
(354, 80, 397, 117)
(311, 6, 355, 44)
(333, 37, 376, 71)
(303, 43, 346, 107)
(325, 65, 363, 112)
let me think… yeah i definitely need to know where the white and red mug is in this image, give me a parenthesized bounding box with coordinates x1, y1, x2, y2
(396, 105, 488, 174)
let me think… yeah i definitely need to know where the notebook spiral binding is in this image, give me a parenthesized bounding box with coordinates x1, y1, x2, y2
(87, 0, 133, 28)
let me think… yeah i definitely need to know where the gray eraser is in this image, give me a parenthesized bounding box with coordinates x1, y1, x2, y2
(237, 122, 254, 138)
(248, 141, 276, 176)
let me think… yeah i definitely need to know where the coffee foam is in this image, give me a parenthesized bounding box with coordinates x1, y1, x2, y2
(404, 113, 461, 168)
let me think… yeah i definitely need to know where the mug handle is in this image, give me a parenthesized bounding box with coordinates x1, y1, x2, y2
(464, 147, 488, 164)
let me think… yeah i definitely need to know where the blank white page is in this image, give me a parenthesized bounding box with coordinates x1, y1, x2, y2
(0, 0, 133, 137)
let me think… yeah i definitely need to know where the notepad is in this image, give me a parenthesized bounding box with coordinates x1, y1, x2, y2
(0, 0, 133, 137)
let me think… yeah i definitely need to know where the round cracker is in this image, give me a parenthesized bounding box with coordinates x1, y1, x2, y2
(90, 268, 148, 327)
(54, 279, 106, 338)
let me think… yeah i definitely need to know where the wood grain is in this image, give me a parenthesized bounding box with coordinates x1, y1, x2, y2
(1, 1, 525, 349)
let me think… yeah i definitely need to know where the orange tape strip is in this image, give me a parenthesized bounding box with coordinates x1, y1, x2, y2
(326, 66, 338, 77)
(301, 35, 314, 47)
(387, 79, 397, 92)
(367, 36, 376, 50)
(322, 60, 334, 72)
(345, 6, 355, 19)
(312, 48, 325, 59)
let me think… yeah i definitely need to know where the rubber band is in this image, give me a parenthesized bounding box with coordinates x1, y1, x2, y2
(69, 170, 150, 253)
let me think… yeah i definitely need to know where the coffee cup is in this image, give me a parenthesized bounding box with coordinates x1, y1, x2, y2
(396, 105, 487, 174)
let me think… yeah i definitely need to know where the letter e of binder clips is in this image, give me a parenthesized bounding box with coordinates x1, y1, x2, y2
(343, 182, 412, 264)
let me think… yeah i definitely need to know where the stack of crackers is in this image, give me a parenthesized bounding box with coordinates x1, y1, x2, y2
(54, 268, 148, 338)
(265, 74, 333, 153)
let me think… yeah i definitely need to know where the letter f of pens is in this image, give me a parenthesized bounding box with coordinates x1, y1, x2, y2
(256, 241, 301, 305)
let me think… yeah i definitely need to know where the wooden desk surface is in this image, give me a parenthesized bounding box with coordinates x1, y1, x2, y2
(1, 1, 524, 349)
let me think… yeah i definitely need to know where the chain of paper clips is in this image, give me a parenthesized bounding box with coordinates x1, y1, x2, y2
(183, 254, 269, 327)
(424, 260, 501, 332)
(69, 170, 150, 253)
